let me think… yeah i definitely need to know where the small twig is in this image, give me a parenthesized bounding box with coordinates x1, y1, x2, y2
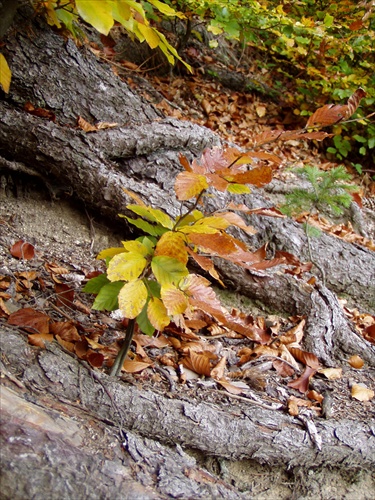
(110, 318, 136, 377)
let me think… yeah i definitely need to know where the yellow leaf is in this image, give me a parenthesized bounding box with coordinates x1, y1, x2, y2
(137, 24, 160, 49)
(107, 252, 147, 282)
(256, 105, 266, 118)
(175, 172, 209, 201)
(148, 0, 185, 18)
(118, 280, 148, 319)
(351, 384, 374, 402)
(123, 240, 150, 256)
(154, 232, 188, 265)
(76, 0, 114, 35)
(160, 284, 189, 315)
(97, 247, 126, 259)
(147, 297, 170, 331)
(0, 54, 11, 93)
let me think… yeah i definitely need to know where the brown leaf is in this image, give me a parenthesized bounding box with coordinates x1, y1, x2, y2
(288, 366, 317, 393)
(10, 240, 35, 260)
(306, 88, 366, 128)
(77, 116, 97, 132)
(55, 335, 75, 352)
(216, 378, 249, 395)
(318, 367, 342, 380)
(8, 307, 50, 335)
(288, 347, 320, 369)
(87, 351, 105, 368)
(50, 321, 81, 341)
(273, 359, 295, 377)
(28, 332, 54, 348)
(210, 355, 227, 380)
(55, 283, 75, 308)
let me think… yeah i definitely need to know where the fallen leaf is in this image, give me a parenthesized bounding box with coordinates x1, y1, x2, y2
(216, 378, 249, 395)
(8, 307, 50, 334)
(351, 384, 374, 402)
(318, 367, 342, 380)
(122, 359, 153, 373)
(210, 355, 227, 380)
(10, 240, 35, 260)
(288, 366, 317, 393)
(28, 332, 54, 348)
(348, 355, 364, 369)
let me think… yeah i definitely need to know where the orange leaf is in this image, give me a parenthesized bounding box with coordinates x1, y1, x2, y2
(122, 359, 153, 373)
(28, 332, 54, 348)
(77, 116, 97, 132)
(10, 240, 35, 260)
(348, 355, 364, 369)
(351, 384, 374, 402)
(155, 232, 188, 265)
(183, 350, 216, 376)
(8, 307, 50, 334)
(230, 165, 273, 187)
(174, 172, 209, 200)
(210, 355, 227, 380)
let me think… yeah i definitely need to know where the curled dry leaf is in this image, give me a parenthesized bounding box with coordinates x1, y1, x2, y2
(351, 384, 374, 402)
(49, 321, 81, 342)
(348, 355, 364, 369)
(210, 355, 227, 380)
(273, 359, 295, 377)
(288, 366, 317, 393)
(288, 347, 320, 369)
(10, 240, 35, 260)
(182, 350, 217, 376)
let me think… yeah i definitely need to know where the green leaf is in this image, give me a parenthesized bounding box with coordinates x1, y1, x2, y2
(136, 302, 155, 336)
(76, 0, 114, 35)
(92, 281, 124, 311)
(151, 256, 188, 286)
(83, 273, 109, 294)
(323, 14, 334, 27)
(121, 215, 167, 236)
(127, 205, 174, 229)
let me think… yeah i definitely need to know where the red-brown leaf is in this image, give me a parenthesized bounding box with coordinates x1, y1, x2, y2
(10, 240, 35, 260)
(288, 366, 317, 393)
(8, 307, 50, 334)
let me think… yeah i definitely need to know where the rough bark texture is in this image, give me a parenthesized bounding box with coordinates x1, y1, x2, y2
(1, 7, 375, 499)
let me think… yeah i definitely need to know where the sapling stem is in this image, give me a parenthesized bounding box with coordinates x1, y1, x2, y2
(110, 318, 136, 377)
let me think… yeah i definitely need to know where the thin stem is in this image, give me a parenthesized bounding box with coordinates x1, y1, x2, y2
(110, 318, 136, 377)
(174, 190, 205, 230)
(305, 212, 326, 286)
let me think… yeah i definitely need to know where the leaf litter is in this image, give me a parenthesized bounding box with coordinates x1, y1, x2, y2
(1, 237, 374, 421)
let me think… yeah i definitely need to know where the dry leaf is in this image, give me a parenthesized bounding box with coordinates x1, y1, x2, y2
(8, 307, 50, 335)
(348, 355, 364, 369)
(351, 384, 374, 402)
(318, 367, 342, 380)
(216, 378, 249, 395)
(10, 240, 35, 260)
(210, 355, 227, 380)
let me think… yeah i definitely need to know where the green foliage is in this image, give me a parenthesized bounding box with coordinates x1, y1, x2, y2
(281, 165, 358, 232)
(171, 0, 374, 164)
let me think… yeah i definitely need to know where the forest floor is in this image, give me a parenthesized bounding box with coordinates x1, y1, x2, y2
(1, 36, 375, 499)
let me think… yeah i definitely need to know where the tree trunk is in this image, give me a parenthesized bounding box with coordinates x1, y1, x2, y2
(1, 7, 375, 499)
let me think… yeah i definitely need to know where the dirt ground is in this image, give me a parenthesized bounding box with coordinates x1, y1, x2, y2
(1, 179, 374, 499)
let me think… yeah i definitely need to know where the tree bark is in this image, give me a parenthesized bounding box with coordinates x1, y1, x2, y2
(1, 7, 375, 499)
